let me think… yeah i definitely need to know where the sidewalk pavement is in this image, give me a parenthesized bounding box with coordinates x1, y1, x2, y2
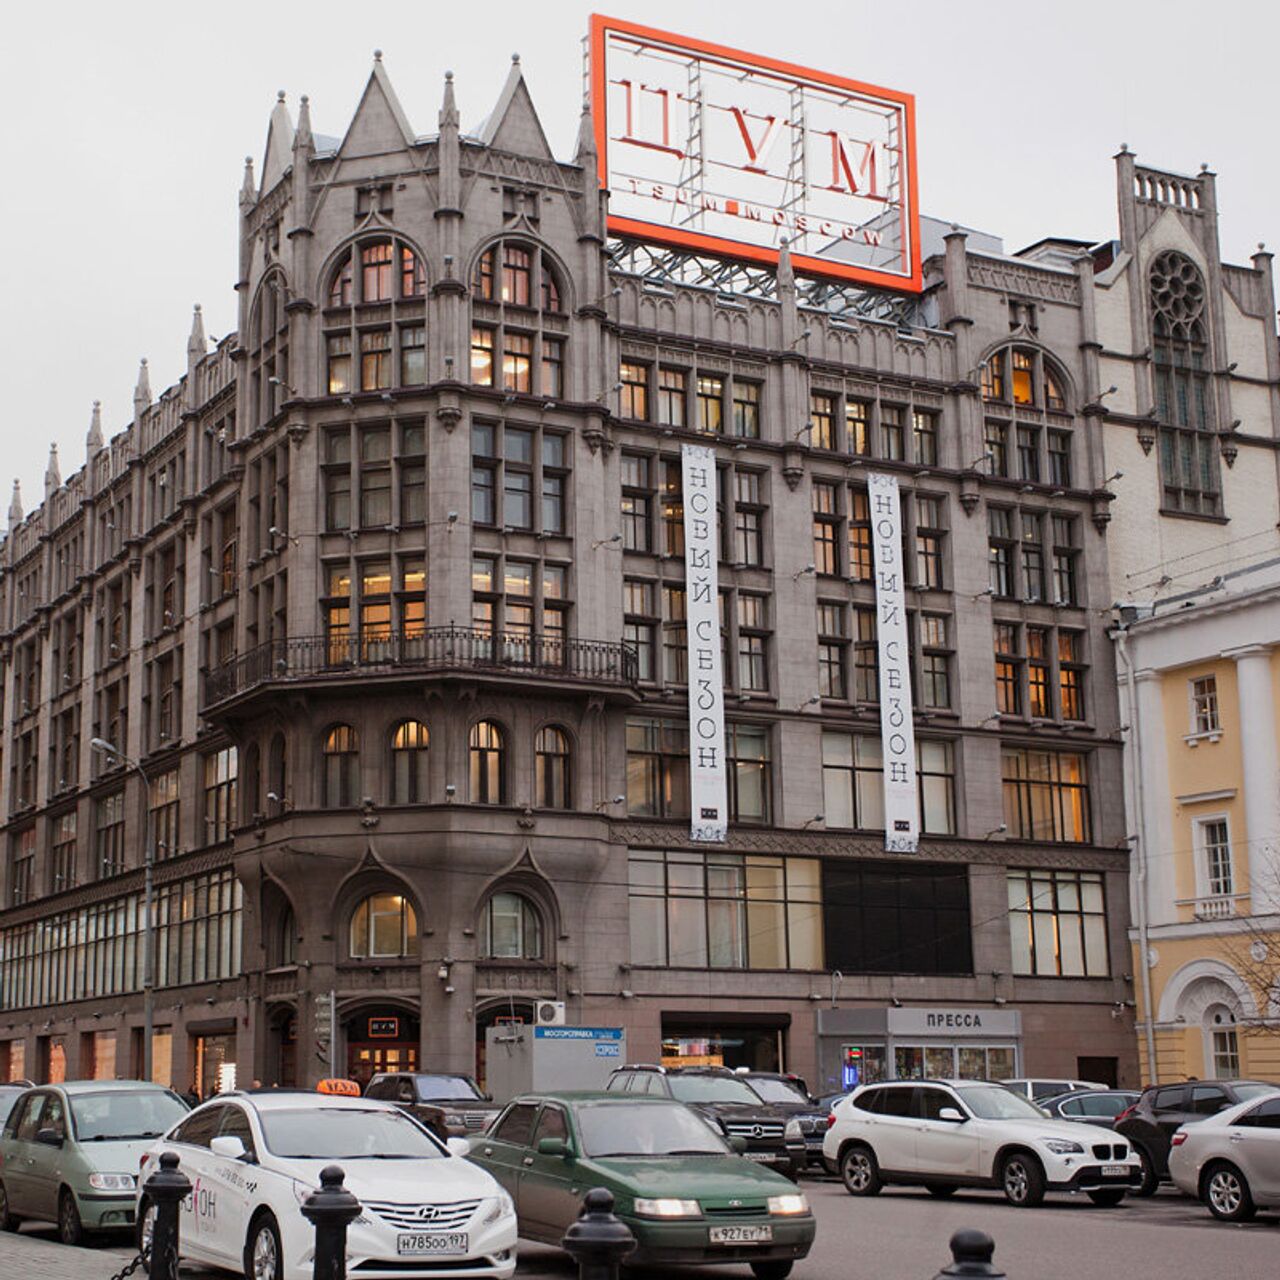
(0, 1228, 221, 1280)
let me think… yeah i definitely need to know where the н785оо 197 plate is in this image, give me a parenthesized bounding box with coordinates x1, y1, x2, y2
(397, 1232, 470, 1256)
(709, 1224, 773, 1245)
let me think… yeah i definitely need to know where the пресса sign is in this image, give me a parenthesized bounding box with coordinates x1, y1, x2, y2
(868, 472, 919, 852)
(682, 444, 728, 842)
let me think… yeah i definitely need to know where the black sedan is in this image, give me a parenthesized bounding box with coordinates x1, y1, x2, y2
(1041, 1089, 1141, 1129)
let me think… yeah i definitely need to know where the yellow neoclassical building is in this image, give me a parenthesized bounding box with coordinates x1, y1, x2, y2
(1116, 562, 1280, 1083)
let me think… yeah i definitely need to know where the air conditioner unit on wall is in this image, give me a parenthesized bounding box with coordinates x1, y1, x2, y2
(536, 1000, 566, 1026)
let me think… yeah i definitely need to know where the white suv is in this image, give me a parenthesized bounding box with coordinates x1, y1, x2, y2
(822, 1079, 1142, 1208)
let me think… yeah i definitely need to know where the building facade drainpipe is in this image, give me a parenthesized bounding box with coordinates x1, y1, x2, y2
(1115, 627, 1158, 1083)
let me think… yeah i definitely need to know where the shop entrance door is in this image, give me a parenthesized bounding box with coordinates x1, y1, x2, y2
(344, 1010, 419, 1089)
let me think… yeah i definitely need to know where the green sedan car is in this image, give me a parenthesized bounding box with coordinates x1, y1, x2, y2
(0, 1080, 189, 1244)
(470, 1092, 815, 1278)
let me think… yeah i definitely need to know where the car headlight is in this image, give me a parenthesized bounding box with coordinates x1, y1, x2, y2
(633, 1198, 702, 1219)
(783, 1119, 803, 1141)
(767, 1194, 809, 1216)
(483, 1193, 515, 1224)
(1040, 1138, 1084, 1155)
(443, 1113, 465, 1127)
(88, 1173, 137, 1191)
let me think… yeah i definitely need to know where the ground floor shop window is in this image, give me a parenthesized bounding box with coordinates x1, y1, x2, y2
(1007, 868, 1108, 976)
(892, 1044, 1015, 1080)
(83, 1030, 116, 1080)
(661, 1017, 785, 1072)
(192, 1031, 236, 1100)
(0, 1039, 24, 1081)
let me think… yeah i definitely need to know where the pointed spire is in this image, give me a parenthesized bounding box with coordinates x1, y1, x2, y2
(439, 70, 458, 131)
(261, 90, 295, 194)
(87, 400, 104, 456)
(133, 357, 152, 421)
(240, 155, 256, 209)
(294, 93, 313, 154)
(777, 237, 795, 294)
(574, 100, 596, 165)
(188, 304, 207, 361)
(8, 480, 22, 528)
(44, 444, 61, 498)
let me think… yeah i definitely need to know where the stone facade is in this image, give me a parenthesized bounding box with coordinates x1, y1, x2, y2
(15, 52, 1253, 1100)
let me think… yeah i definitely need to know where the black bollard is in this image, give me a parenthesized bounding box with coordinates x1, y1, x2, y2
(301, 1164, 362, 1280)
(932, 1228, 1007, 1279)
(562, 1188, 636, 1280)
(143, 1150, 191, 1280)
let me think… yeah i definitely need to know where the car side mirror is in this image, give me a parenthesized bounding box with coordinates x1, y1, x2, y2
(447, 1137, 472, 1158)
(938, 1108, 966, 1124)
(210, 1135, 246, 1160)
(537, 1137, 570, 1158)
(729, 1135, 748, 1154)
(35, 1127, 63, 1147)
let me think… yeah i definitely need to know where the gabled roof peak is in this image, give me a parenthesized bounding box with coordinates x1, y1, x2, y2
(338, 53, 415, 157)
(261, 92, 295, 195)
(479, 53, 554, 161)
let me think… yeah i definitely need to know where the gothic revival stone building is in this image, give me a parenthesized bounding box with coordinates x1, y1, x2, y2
(9, 52, 1273, 1098)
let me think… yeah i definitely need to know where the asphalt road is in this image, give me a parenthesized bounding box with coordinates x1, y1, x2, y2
(5, 1177, 1278, 1280)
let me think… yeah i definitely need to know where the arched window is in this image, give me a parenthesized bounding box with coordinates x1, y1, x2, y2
(324, 236, 428, 397)
(1204, 1004, 1239, 1078)
(274, 903, 297, 967)
(322, 725, 359, 808)
(268, 732, 287, 814)
(534, 726, 570, 809)
(249, 272, 290, 428)
(481, 891, 544, 960)
(469, 721, 506, 805)
(350, 891, 419, 959)
(469, 240, 566, 398)
(1150, 251, 1219, 515)
(243, 742, 262, 822)
(979, 344, 1073, 486)
(391, 720, 430, 804)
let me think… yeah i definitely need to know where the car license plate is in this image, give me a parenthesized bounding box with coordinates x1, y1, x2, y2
(396, 1232, 469, 1256)
(1101, 1164, 1128, 1177)
(710, 1225, 773, 1245)
(743, 1151, 777, 1162)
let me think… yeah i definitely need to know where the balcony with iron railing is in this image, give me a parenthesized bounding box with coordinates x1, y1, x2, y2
(201, 627, 640, 710)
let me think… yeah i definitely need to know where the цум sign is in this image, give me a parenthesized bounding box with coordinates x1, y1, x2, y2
(682, 444, 727, 842)
(868, 472, 918, 852)
(589, 14, 920, 292)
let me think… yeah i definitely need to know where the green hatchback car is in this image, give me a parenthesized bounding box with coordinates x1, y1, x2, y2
(470, 1092, 815, 1279)
(0, 1080, 189, 1244)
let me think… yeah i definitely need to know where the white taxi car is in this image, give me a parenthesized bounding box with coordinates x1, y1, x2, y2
(823, 1079, 1142, 1207)
(136, 1090, 517, 1280)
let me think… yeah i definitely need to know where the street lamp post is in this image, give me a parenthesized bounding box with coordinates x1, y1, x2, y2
(90, 736, 154, 1084)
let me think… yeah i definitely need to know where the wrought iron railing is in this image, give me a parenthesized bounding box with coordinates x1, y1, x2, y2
(202, 628, 639, 707)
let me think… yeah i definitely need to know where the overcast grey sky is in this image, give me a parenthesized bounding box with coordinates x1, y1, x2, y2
(1, 0, 1275, 513)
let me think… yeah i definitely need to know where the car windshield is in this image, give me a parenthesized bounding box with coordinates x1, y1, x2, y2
(578, 1103, 729, 1157)
(955, 1086, 1048, 1121)
(746, 1078, 808, 1105)
(1233, 1083, 1279, 1102)
(70, 1090, 189, 1141)
(259, 1107, 445, 1159)
(415, 1077, 483, 1102)
(668, 1076, 762, 1106)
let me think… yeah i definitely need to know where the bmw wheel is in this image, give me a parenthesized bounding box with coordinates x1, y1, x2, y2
(839, 1143, 882, 1196)
(244, 1212, 284, 1280)
(1204, 1162, 1256, 1223)
(1000, 1152, 1046, 1208)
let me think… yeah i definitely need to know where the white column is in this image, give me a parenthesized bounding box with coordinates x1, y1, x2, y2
(1225, 645, 1280, 914)
(1135, 669, 1178, 926)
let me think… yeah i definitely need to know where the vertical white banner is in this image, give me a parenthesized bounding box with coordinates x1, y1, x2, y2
(868, 472, 919, 852)
(682, 444, 728, 843)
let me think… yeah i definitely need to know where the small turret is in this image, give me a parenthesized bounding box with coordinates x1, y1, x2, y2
(188, 303, 207, 362)
(44, 443, 61, 499)
(86, 400, 104, 458)
(133, 357, 152, 421)
(8, 480, 22, 529)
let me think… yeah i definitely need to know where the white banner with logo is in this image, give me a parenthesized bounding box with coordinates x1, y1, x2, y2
(682, 444, 728, 843)
(868, 472, 919, 852)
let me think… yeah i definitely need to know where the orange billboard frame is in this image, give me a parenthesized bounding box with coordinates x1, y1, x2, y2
(589, 13, 922, 294)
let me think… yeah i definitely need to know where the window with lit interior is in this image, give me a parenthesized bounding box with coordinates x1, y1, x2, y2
(350, 891, 419, 959)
